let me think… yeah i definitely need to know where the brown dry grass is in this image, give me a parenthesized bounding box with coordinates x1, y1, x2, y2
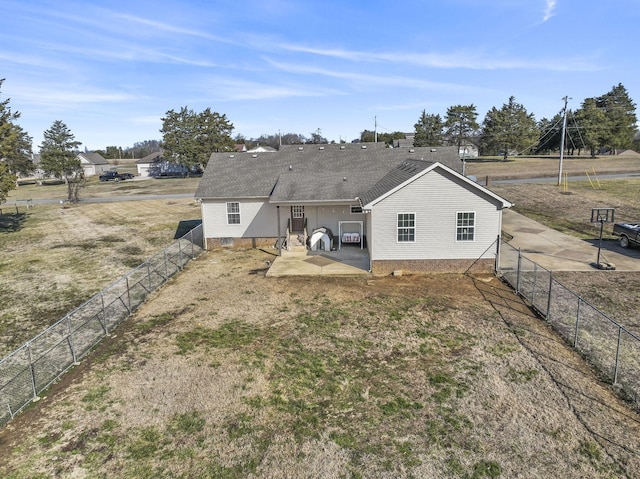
(1, 249, 639, 478)
(467, 152, 640, 181)
(1, 156, 640, 477)
(488, 178, 640, 331)
(0, 197, 201, 357)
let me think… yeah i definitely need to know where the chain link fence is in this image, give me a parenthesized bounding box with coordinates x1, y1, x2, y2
(498, 240, 640, 407)
(0, 223, 204, 428)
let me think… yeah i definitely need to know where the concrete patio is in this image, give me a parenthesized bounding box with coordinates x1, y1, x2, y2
(265, 246, 370, 277)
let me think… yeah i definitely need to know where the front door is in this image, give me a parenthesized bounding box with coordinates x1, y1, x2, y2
(291, 205, 305, 232)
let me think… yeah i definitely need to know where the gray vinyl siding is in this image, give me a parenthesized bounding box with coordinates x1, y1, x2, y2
(201, 199, 278, 239)
(369, 169, 502, 261)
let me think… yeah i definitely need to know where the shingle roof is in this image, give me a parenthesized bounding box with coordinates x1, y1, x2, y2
(136, 150, 163, 164)
(78, 152, 108, 165)
(358, 159, 433, 207)
(195, 143, 461, 203)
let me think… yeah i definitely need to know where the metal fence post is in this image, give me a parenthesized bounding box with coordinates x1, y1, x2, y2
(26, 343, 38, 400)
(67, 316, 77, 364)
(574, 298, 582, 347)
(164, 250, 168, 280)
(613, 327, 622, 384)
(126, 276, 132, 314)
(100, 292, 108, 335)
(546, 272, 553, 320)
(515, 249, 522, 295)
(532, 263, 538, 305)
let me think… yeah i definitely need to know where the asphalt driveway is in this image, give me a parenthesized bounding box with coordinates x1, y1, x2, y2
(501, 209, 640, 271)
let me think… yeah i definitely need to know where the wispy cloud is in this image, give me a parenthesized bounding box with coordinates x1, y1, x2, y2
(202, 78, 344, 102)
(277, 42, 595, 72)
(264, 58, 479, 92)
(11, 83, 136, 109)
(542, 0, 557, 22)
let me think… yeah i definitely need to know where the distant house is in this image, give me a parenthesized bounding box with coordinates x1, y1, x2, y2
(77, 152, 110, 177)
(136, 150, 202, 177)
(247, 145, 277, 153)
(195, 143, 512, 274)
(393, 133, 415, 149)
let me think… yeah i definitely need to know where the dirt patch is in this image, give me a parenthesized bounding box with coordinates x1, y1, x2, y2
(0, 249, 638, 478)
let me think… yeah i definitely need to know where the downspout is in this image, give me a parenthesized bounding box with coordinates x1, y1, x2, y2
(277, 205, 282, 256)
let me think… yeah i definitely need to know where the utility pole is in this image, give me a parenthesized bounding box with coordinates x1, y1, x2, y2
(557, 96, 569, 186)
(374, 116, 377, 143)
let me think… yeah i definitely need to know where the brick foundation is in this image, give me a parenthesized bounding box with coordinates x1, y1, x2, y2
(371, 258, 495, 276)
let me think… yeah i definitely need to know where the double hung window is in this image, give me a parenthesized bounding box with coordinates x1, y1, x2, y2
(397, 213, 415, 242)
(227, 202, 240, 224)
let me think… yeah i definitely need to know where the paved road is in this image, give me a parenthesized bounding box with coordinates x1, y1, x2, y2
(502, 209, 640, 272)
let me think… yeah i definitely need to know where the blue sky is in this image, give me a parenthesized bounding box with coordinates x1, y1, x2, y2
(1, 0, 638, 151)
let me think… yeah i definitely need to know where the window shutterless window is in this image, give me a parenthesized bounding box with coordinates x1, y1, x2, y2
(227, 202, 240, 224)
(397, 213, 415, 242)
(456, 212, 475, 241)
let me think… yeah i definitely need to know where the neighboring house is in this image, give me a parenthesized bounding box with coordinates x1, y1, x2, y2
(195, 143, 511, 274)
(247, 145, 277, 153)
(136, 150, 202, 177)
(77, 152, 110, 177)
(136, 151, 163, 177)
(459, 143, 479, 158)
(393, 133, 415, 148)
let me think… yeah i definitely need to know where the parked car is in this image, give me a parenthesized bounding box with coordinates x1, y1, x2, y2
(99, 171, 134, 182)
(612, 222, 640, 248)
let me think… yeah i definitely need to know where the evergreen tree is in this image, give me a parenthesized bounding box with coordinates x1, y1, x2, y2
(596, 83, 637, 152)
(39, 120, 82, 202)
(161, 106, 234, 173)
(480, 96, 539, 160)
(575, 98, 607, 157)
(413, 110, 443, 147)
(444, 104, 479, 152)
(0, 78, 33, 202)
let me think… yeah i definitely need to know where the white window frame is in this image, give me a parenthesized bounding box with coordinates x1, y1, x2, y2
(397, 212, 416, 243)
(456, 211, 475, 242)
(227, 202, 240, 225)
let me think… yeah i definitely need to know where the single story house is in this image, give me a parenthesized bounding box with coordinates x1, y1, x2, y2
(195, 143, 512, 274)
(136, 150, 202, 177)
(77, 152, 110, 177)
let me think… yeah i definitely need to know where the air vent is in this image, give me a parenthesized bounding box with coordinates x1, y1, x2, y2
(229, 154, 235, 158)
(361, 145, 367, 149)
(298, 146, 304, 151)
(408, 149, 415, 153)
(319, 146, 325, 150)
(340, 145, 346, 150)
(252, 154, 258, 158)
(343, 177, 347, 181)
(430, 148, 437, 152)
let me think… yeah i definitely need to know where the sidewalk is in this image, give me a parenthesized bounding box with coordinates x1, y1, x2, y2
(502, 209, 640, 271)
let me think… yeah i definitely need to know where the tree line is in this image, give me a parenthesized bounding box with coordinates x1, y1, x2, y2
(0, 79, 638, 204)
(411, 84, 638, 160)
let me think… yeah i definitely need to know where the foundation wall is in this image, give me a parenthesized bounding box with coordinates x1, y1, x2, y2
(371, 258, 494, 276)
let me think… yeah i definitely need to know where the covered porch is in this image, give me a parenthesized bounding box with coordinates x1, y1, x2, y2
(266, 246, 370, 277)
